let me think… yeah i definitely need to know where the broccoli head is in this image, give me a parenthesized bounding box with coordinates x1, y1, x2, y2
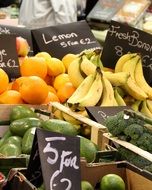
(124, 124, 144, 140)
(118, 147, 151, 169)
(136, 133, 152, 153)
(104, 111, 141, 137)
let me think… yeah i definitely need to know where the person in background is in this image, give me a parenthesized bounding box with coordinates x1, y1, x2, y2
(18, 0, 77, 29)
(0, 0, 16, 7)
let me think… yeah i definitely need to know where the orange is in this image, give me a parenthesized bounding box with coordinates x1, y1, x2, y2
(7, 82, 13, 90)
(0, 68, 9, 94)
(44, 75, 55, 85)
(43, 91, 60, 104)
(18, 56, 26, 66)
(100, 174, 125, 190)
(53, 73, 70, 91)
(47, 57, 65, 76)
(19, 76, 49, 104)
(47, 85, 57, 95)
(62, 53, 77, 72)
(11, 77, 27, 91)
(20, 56, 48, 79)
(0, 90, 24, 104)
(56, 82, 76, 103)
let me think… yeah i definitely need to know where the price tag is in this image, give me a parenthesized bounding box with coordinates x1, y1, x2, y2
(31, 20, 101, 59)
(26, 128, 81, 190)
(86, 106, 130, 124)
(0, 24, 33, 55)
(101, 20, 152, 85)
(0, 34, 20, 80)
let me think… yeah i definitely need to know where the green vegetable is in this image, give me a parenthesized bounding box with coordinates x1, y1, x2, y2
(4, 136, 22, 147)
(124, 124, 144, 140)
(118, 147, 151, 169)
(10, 117, 43, 137)
(42, 119, 78, 136)
(104, 111, 137, 136)
(0, 129, 12, 147)
(9, 105, 38, 122)
(124, 109, 152, 125)
(22, 127, 36, 154)
(136, 133, 152, 152)
(81, 180, 94, 190)
(0, 143, 21, 157)
(79, 135, 98, 163)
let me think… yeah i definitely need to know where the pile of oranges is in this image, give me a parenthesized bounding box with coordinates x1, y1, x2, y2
(0, 52, 77, 105)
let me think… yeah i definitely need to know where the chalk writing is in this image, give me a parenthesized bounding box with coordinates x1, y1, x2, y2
(109, 25, 152, 53)
(97, 111, 109, 120)
(0, 27, 10, 35)
(42, 33, 78, 44)
(43, 136, 79, 190)
(0, 49, 18, 68)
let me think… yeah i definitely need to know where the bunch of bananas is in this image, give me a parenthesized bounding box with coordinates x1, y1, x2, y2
(67, 50, 131, 110)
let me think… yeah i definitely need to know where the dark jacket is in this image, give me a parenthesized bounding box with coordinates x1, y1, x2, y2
(0, 0, 15, 7)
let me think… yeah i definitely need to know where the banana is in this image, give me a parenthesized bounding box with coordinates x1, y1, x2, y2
(67, 73, 95, 105)
(134, 58, 152, 99)
(68, 57, 85, 88)
(80, 55, 96, 76)
(61, 112, 82, 125)
(100, 76, 115, 106)
(140, 100, 152, 119)
(123, 76, 148, 100)
(122, 54, 140, 80)
(77, 67, 103, 108)
(113, 97, 119, 106)
(114, 87, 126, 106)
(115, 53, 138, 72)
(52, 109, 64, 120)
(103, 71, 130, 86)
(121, 54, 148, 100)
(131, 100, 141, 111)
(146, 99, 152, 114)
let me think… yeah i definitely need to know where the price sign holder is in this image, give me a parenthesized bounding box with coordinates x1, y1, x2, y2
(26, 128, 81, 190)
(0, 24, 33, 55)
(101, 20, 152, 85)
(31, 20, 101, 59)
(0, 34, 20, 80)
(85, 106, 131, 125)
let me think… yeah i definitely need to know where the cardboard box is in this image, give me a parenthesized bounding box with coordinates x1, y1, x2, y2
(81, 160, 152, 190)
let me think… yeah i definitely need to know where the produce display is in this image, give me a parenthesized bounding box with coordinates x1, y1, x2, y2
(0, 31, 152, 189)
(0, 105, 99, 163)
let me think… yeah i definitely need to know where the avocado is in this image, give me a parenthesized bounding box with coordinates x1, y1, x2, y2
(42, 119, 78, 136)
(9, 105, 38, 122)
(10, 117, 43, 137)
(0, 143, 21, 157)
(22, 127, 36, 154)
(79, 135, 98, 163)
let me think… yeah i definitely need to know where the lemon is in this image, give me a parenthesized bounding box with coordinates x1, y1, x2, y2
(47, 57, 65, 76)
(100, 174, 125, 190)
(62, 53, 77, 72)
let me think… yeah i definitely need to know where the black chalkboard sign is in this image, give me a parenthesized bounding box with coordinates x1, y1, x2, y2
(31, 20, 101, 59)
(101, 20, 152, 85)
(86, 106, 131, 125)
(26, 128, 81, 190)
(0, 34, 20, 80)
(0, 24, 33, 55)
